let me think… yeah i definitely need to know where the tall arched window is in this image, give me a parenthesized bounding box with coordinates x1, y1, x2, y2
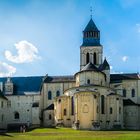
(123, 89, 126, 97)
(110, 107, 113, 114)
(48, 91, 52, 100)
(94, 52, 97, 65)
(71, 96, 74, 115)
(14, 112, 19, 119)
(64, 109, 67, 116)
(56, 91, 60, 97)
(49, 114, 52, 120)
(101, 95, 105, 114)
(86, 53, 90, 64)
(132, 89, 135, 97)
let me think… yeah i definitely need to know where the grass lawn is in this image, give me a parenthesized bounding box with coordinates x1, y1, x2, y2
(0, 127, 140, 140)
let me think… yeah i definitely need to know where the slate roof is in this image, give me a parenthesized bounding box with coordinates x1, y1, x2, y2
(123, 99, 140, 106)
(84, 18, 99, 32)
(45, 104, 54, 110)
(0, 93, 8, 100)
(75, 62, 105, 77)
(110, 73, 139, 83)
(81, 62, 101, 72)
(81, 18, 101, 47)
(81, 40, 101, 47)
(0, 76, 43, 95)
(99, 58, 110, 71)
(44, 75, 75, 83)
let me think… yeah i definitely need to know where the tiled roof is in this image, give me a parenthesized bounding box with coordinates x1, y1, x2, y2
(0, 76, 43, 95)
(44, 75, 75, 83)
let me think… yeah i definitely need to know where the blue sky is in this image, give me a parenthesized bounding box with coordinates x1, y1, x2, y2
(0, 0, 140, 77)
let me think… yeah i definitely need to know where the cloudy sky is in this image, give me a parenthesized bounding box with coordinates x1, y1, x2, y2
(0, 0, 140, 77)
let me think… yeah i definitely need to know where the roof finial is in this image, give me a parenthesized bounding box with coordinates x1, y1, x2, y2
(90, 6, 93, 19)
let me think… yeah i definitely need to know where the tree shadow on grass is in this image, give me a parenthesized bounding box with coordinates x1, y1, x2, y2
(0, 133, 13, 137)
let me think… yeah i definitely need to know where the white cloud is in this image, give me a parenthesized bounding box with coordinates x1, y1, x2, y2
(136, 24, 140, 33)
(110, 65, 113, 70)
(5, 40, 41, 63)
(122, 56, 128, 62)
(0, 62, 16, 77)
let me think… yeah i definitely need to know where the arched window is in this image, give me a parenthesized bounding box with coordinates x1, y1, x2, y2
(14, 112, 19, 119)
(83, 104, 89, 113)
(87, 79, 90, 84)
(58, 99, 61, 103)
(86, 53, 90, 64)
(119, 107, 121, 114)
(49, 114, 52, 120)
(94, 52, 97, 65)
(123, 89, 126, 97)
(64, 109, 67, 116)
(56, 90, 60, 97)
(48, 91, 52, 100)
(132, 89, 135, 97)
(110, 107, 113, 114)
(71, 96, 74, 115)
(101, 95, 105, 114)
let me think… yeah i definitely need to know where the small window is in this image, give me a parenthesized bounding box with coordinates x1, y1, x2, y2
(132, 89, 135, 97)
(49, 114, 52, 120)
(110, 107, 113, 114)
(58, 99, 61, 103)
(64, 109, 67, 116)
(48, 91, 52, 100)
(56, 91, 60, 97)
(119, 107, 121, 114)
(14, 112, 20, 119)
(87, 79, 90, 84)
(123, 89, 126, 97)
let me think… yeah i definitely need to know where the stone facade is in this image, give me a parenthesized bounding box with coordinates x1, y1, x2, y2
(1, 17, 140, 130)
(40, 18, 140, 130)
(0, 77, 42, 130)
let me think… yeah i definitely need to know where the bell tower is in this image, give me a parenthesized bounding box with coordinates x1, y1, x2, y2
(80, 18, 103, 70)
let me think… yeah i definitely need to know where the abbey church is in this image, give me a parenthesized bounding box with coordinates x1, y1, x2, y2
(1, 17, 140, 130)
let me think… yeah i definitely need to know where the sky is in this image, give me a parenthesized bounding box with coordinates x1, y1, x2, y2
(0, 0, 140, 77)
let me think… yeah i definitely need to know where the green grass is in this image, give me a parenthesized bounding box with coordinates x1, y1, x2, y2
(1, 127, 140, 140)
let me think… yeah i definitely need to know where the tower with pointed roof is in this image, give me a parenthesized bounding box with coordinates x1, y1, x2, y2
(80, 18, 103, 70)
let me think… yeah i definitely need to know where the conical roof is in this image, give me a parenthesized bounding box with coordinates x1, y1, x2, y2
(84, 18, 99, 32)
(99, 58, 110, 71)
